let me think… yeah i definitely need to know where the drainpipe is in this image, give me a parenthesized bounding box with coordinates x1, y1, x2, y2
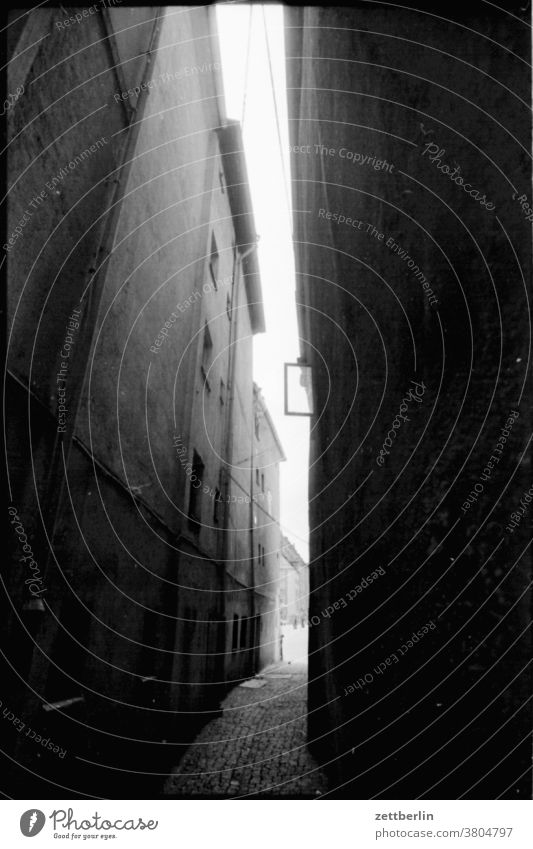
(250, 384, 256, 674)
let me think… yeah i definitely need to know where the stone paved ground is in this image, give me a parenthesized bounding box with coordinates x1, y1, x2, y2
(164, 661, 328, 798)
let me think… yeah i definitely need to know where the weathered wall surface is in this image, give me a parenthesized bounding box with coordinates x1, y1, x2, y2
(5, 6, 269, 798)
(286, 2, 531, 798)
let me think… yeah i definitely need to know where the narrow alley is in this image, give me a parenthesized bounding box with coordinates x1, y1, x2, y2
(164, 628, 327, 798)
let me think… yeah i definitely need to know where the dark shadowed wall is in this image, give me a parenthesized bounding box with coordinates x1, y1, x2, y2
(285, 1, 531, 798)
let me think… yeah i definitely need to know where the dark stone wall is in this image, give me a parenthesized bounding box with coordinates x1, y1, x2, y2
(286, 3, 531, 798)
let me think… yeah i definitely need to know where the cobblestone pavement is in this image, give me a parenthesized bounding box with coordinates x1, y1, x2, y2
(164, 661, 328, 798)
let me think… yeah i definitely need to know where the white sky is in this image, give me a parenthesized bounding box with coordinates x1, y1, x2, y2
(216, 3, 310, 562)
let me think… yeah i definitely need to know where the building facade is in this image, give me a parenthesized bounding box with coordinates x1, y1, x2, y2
(251, 383, 286, 670)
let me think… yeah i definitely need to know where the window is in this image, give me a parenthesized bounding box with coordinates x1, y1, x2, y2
(255, 468, 260, 486)
(254, 410, 260, 440)
(261, 473, 265, 493)
(209, 233, 219, 289)
(257, 543, 266, 567)
(219, 378, 225, 407)
(219, 170, 226, 193)
(201, 322, 213, 392)
(231, 615, 239, 652)
(226, 292, 232, 321)
(188, 450, 204, 531)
